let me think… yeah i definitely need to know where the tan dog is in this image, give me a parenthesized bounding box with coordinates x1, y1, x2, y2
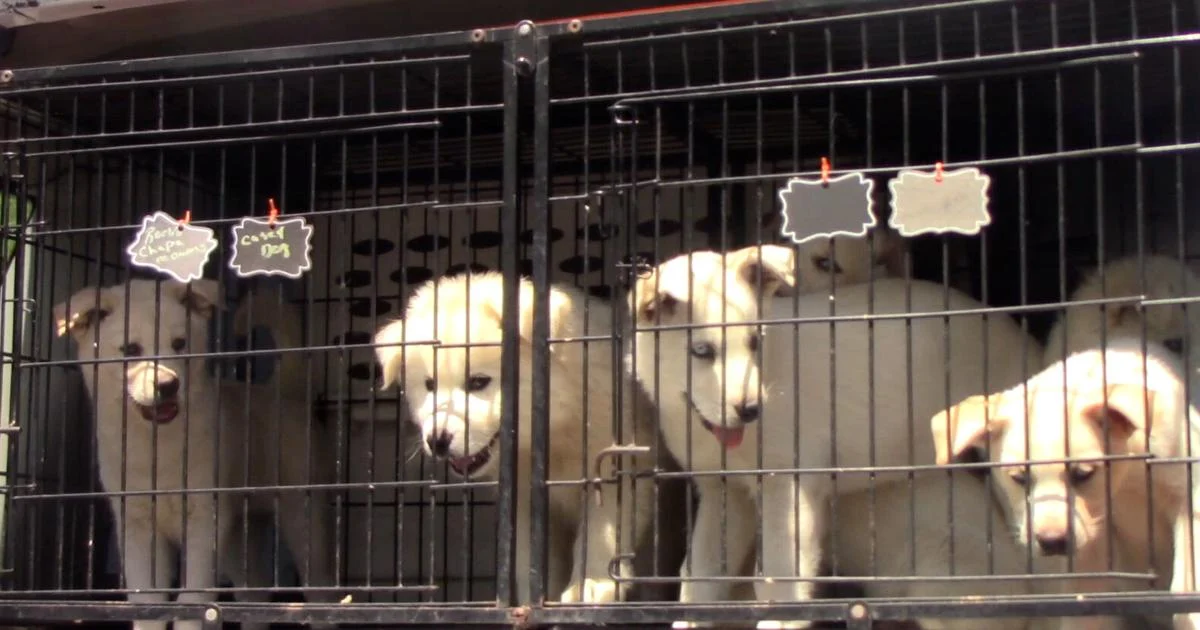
(933, 339, 1195, 630)
(1043, 253, 1200, 373)
(374, 272, 659, 604)
(629, 244, 1039, 628)
(54, 280, 339, 630)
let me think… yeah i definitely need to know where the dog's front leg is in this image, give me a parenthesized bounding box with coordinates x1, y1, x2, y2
(173, 500, 219, 630)
(671, 478, 757, 630)
(277, 490, 340, 629)
(1171, 492, 1200, 630)
(120, 515, 173, 630)
(560, 479, 628, 603)
(753, 476, 826, 630)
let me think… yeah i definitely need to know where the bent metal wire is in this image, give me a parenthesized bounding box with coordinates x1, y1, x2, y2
(0, 0, 1196, 627)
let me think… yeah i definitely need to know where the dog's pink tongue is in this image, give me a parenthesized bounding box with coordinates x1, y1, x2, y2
(710, 425, 744, 449)
(450, 456, 473, 473)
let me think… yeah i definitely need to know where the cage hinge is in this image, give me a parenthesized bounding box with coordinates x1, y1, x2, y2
(511, 20, 538, 78)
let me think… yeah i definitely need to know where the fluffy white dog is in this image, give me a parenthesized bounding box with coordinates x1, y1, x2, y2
(54, 279, 338, 630)
(374, 272, 659, 604)
(628, 244, 1039, 628)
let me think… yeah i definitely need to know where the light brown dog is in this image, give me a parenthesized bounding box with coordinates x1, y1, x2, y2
(933, 338, 1195, 630)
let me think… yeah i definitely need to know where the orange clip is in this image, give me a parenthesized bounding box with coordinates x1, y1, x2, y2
(179, 209, 191, 225)
(934, 161, 945, 184)
(267, 197, 279, 228)
(820, 157, 831, 185)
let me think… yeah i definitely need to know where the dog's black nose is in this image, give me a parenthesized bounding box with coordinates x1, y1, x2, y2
(1035, 531, 1070, 556)
(427, 431, 453, 457)
(734, 402, 760, 423)
(156, 379, 179, 399)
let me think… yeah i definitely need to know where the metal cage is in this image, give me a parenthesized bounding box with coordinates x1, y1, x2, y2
(0, 0, 1197, 627)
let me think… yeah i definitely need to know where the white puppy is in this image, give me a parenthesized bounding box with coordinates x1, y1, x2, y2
(374, 272, 658, 604)
(628, 244, 1039, 628)
(54, 280, 338, 630)
(933, 340, 1193, 629)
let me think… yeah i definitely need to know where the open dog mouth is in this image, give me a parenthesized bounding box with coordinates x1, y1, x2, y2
(683, 394, 744, 449)
(135, 399, 180, 424)
(447, 432, 500, 477)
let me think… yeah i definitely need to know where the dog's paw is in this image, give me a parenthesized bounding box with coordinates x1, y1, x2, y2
(1175, 613, 1200, 630)
(560, 577, 621, 603)
(756, 621, 811, 629)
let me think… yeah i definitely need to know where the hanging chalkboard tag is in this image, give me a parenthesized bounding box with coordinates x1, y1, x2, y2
(888, 163, 992, 237)
(228, 201, 313, 279)
(126, 210, 218, 283)
(778, 157, 877, 245)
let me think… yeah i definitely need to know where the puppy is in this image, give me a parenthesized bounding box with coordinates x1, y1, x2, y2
(374, 272, 659, 604)
(54, 280, 338, 630)
(628, 244, 1038, 628)
(1043, 253, 1200, 372)
(932, 340, 1195, 630)
(780, 229, 907, 291)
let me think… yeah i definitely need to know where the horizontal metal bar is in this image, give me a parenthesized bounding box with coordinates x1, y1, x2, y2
(12, 478, 439, 502)
(549, 51, 1138, 107)
(0, 600, 511, 625)
(24, 120, 441, 158)
(619, 571, 1157, 585)
(2, 105, 498, 147)
(0, 53, 474, 97)
(3, 30, 500, 85)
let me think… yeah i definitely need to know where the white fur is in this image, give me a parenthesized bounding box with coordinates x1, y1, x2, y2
(54, 280, 338, 630)
(374, 272, 660, 604)
(629, 246, 1039, 628)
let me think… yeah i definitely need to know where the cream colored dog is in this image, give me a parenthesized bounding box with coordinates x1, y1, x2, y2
(933, 339, 1193, 629)
(628, 244, 1038, 628)
(54, 279, 338, 630)
(374, 272, 658, 604)
(1043, 253, 1200, 376)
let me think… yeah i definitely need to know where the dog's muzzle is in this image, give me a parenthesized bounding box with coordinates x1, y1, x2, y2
(128, 366, 181, 425)
(684, 394, 745, 449)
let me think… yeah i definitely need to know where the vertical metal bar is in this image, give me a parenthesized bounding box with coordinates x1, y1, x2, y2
(527, 26, 553, 608)
(496, 36, 523, 609)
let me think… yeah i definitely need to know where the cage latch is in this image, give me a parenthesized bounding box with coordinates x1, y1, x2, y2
(591, 443, 651, 506)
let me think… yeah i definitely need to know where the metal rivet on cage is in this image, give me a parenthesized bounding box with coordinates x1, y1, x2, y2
(567, 18, 583, 33)
(0, 70, 13, 84)
(608, 103, 639, 126)
(516, 20, 534, 36)
(470, 28, 485, 42)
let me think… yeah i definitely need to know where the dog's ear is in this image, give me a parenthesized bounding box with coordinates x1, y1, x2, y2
(1081, 383, 1147, 449)
(164, 279, 222, 318)
(53, 286, 116, 339)
(931, 393, 1004, 465)
(631, 270, 679, 323)
(733, 245, 797, 297)
(871, 228, 907, 277)
(374, 319, 406, 389)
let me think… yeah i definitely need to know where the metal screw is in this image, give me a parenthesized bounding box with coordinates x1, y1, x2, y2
(567, 19, 583, 33)
(470, 29, 485, 43)
(849, 602, 868, 619)
(516, 21, 533, 36)
(0, 70, 13, 84)
(203, 608, 219, 623)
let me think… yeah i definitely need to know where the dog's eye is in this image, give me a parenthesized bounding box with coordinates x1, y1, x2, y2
(1069, 466, 1096, 485)
(747, 334, 760, 352)
(121, 343, 144, 357)
(812, 256, 843, 274)
(690, 342, 716, 360)
(171, 337, 186, 353)
(424, 378, 435, 392)
(1164, 337, 1186, 355)
(1009, 469, 1028, 487)
(466, 374, 492, 392)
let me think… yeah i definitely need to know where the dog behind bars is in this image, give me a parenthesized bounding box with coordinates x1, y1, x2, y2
(627, 241, 1041, 628)
(934, 254, 1200, 630)
(54, 279, 338, 630)
(374, 271, 671, 604)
